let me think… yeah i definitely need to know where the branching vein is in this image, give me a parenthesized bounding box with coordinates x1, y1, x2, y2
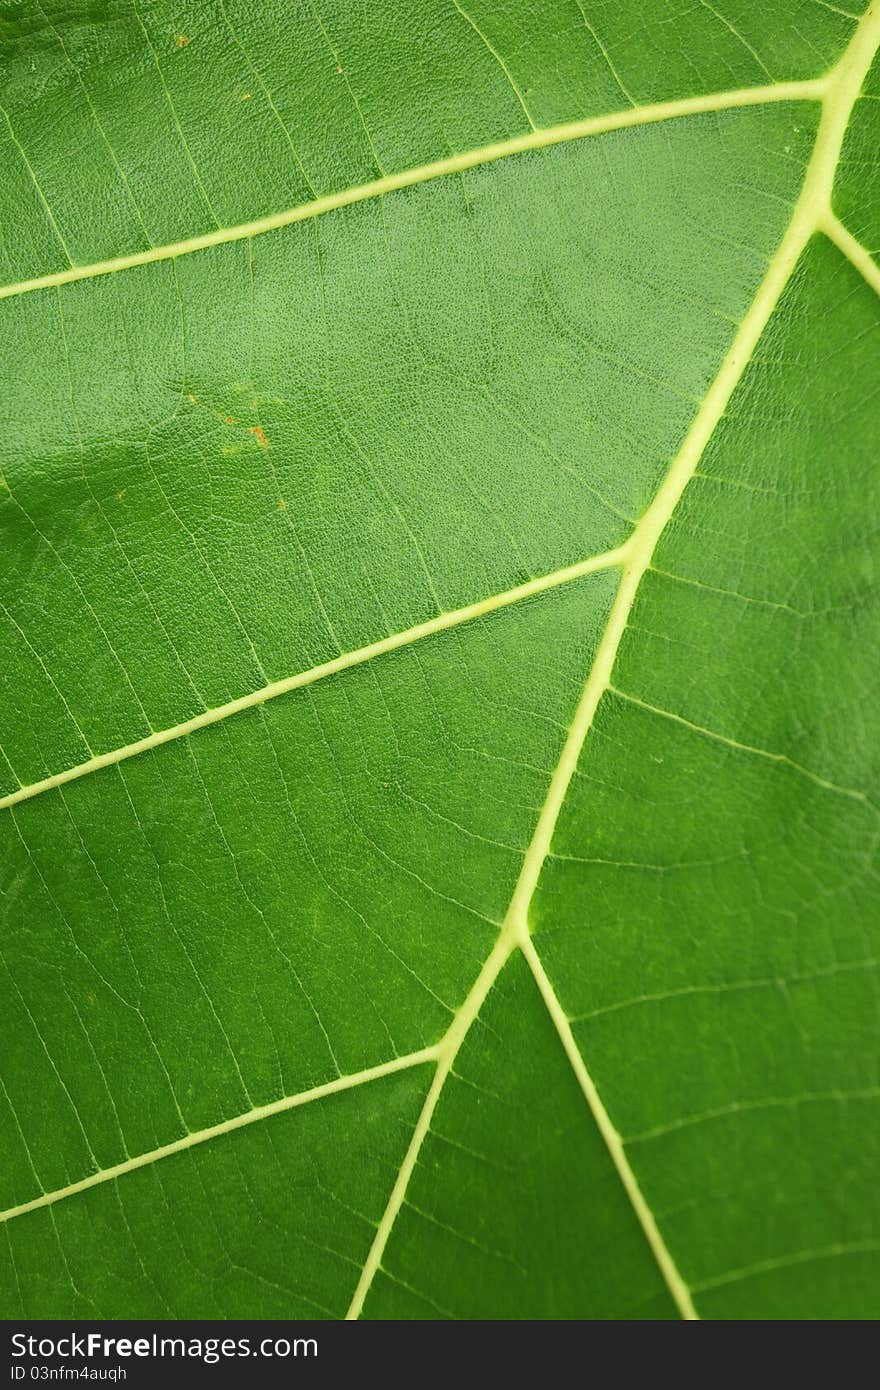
(822, 209, 880, 294)
(0, 1048, 438, 1226)
(0, 80, 825, 302)
(0, 547, 626, 813)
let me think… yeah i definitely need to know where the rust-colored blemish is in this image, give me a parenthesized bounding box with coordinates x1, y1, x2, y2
(251, 426, 269, 447)
(278, 497, 287, 510)
(177, 34, 190, 47)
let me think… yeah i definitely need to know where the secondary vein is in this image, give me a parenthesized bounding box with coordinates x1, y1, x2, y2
(0, 1047, 439, 1226)
(0, 547, 626, 815)
(0, 80, 824, 303)
(822, 210, 880, 295)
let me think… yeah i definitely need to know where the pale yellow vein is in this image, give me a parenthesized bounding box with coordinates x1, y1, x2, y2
(0, 80, 824, 302)
(0, 546, 626, 814)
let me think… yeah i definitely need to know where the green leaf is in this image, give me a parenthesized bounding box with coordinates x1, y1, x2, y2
(1, 0, 878, 1321)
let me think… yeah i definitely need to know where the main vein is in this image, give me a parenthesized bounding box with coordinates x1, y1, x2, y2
(346, 0, 880, 1321)
(0, 80, 825, 302)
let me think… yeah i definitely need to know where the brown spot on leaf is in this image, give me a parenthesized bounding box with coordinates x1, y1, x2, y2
(251, 426, 269, 447)
(177, 34, 190, 47)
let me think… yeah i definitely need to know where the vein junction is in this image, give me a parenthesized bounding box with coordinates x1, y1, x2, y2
(1, 77, 877, 305)
(2, 0, 880, 1324)
(0, 547, 625, 812)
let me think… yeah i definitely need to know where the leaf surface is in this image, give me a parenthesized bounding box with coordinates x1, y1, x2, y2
(1, 0, 879, 1320)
